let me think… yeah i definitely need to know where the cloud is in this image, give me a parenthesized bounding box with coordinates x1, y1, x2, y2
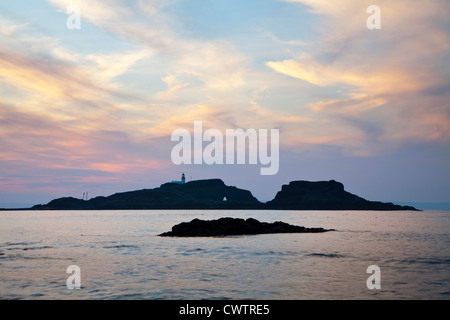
(268, 0, 450, 150)
(0, 100, 170, 182)
(0, 18, 28, 37)
(83, 50, 150, 83)
(48, 0, 249, 90)
(0, 0, 262, 194)
(0, 49, 112, 103)
(267, 55, 423, 94)
(41, 0, 260, 147)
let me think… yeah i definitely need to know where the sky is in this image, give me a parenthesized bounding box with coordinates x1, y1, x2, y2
(0, 0, 449, 207)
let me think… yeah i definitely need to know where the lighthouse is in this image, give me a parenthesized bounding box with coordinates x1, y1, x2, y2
(169, 173, 187, 184)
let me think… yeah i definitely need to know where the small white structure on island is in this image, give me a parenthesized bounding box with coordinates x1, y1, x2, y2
(170, 173, 186, 185)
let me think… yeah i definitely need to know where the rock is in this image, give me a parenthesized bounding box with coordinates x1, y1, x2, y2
(265, 180, 417, 210)
(158, 217, 334, 237)
(32, 197, 88, 210)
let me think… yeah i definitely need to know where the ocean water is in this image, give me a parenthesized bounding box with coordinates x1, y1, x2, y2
(0, 210, 449, 300)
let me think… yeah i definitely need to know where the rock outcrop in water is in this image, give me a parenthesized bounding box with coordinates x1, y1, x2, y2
(265, 180, 417, 211)
(159, 217, 334, 237)
(29, 179, 417, 211)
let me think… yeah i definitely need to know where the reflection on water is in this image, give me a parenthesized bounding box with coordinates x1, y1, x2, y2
(0, 210, 449, 299)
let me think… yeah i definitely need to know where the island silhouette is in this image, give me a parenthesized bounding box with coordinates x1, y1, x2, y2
(158, 217, 335, 237)
(28, 178, 417, 211)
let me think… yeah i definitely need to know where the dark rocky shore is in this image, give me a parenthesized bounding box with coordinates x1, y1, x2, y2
(159, 217, 335, 237)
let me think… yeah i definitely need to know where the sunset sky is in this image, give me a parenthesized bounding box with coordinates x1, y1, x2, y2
(1, 0, 449, 207)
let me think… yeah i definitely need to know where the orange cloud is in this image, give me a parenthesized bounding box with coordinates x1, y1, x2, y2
(0, 50, 111, 103)
(88, 159, 169, 174)
(267, 57, 423, 95)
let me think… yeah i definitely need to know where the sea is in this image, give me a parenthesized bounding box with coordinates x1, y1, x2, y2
(0, 209, 449, 300)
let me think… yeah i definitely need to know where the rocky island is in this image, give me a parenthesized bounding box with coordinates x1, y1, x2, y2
(31, 179, 260, 210)
(159, 217, 334, 237)
(265, 180, 415, 210)
(29, 177, 417, 211)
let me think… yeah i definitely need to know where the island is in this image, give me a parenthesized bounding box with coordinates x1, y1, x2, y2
(265, 180, 416, 210)
(31, 178, 261, 210)
(159, 217, 334, 237)
(28, 177, 417, 211)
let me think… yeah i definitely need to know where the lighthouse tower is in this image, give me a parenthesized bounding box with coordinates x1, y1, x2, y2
(169, 173, 187, 184)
